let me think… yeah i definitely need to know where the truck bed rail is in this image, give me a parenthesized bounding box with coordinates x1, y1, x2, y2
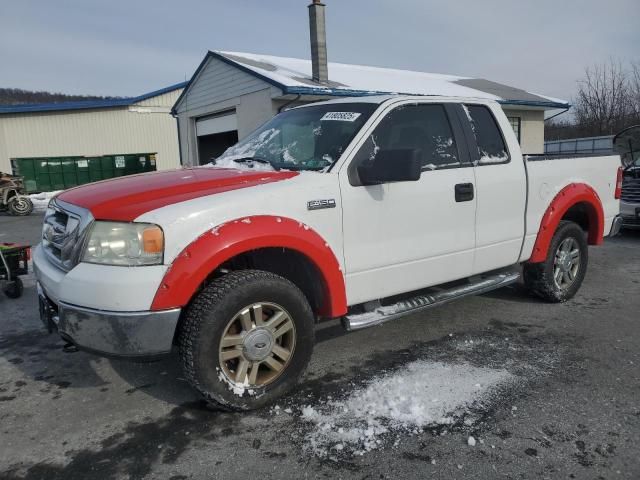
(525, 153, 620, 162)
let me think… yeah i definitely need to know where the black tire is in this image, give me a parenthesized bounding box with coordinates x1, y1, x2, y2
(4, 277, 24, 299)
(7, 196, 34, 216)
(523, 220, 588, 303)
(179, 269, 315, 411)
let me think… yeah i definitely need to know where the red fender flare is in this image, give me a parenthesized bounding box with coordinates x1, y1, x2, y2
(151, 215, 347, 317)
(528, 183, 604, 263)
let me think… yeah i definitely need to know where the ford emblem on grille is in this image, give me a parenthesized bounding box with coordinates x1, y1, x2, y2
(41, 199, 94, 272)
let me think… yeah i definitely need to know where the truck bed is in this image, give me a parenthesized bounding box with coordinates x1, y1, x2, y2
(521, 154, 621, 261)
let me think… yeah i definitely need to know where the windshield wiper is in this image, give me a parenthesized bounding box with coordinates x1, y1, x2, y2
(227, 156, 279, 171)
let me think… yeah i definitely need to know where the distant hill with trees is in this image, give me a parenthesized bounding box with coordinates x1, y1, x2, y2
(0, 87, 122, 106)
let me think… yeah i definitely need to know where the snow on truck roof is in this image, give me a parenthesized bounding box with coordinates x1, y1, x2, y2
(293, 94, 495, 106)
(203, 51, 569, 110)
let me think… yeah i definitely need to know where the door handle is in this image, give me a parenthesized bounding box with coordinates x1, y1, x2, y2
(455, 183, 474, 202)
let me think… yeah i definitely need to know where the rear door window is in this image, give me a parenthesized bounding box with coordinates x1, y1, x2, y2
(463, 105, 510, 165)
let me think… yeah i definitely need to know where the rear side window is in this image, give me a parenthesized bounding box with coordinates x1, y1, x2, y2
(463, 105, 510, 164)
(353, 103, 461, 171)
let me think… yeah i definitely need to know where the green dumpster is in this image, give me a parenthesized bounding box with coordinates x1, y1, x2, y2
(11, 153, 157, 193)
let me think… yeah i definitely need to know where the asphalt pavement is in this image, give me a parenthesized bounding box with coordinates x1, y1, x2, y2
(1, 211, 638, 479)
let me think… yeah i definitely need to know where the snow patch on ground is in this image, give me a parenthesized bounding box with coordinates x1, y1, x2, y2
(300, 360, 512, 457)
(29, 191, 62, 211)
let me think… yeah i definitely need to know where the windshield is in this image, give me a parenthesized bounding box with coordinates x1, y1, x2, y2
(214, 103, 378, 171)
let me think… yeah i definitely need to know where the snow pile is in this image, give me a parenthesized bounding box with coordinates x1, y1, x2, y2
(301, 361, 512, 457)
(478, 152, 509, 164)
(29, 191, 62, 211)
(462, 104, 475, 125)
(207, 128, 279, 172)
(207, 157, 275, 172)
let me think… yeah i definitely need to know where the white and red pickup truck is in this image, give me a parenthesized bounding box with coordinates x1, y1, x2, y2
(34, 95, 623, 410)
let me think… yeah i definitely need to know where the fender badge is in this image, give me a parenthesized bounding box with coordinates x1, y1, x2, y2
(307, 199, 336, 211)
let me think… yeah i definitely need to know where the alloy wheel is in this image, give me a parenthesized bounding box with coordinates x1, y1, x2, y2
(553, 237, 581, 290)
(218, 302, 296, 387)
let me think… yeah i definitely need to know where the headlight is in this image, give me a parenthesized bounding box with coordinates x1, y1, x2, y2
(82, 221, 164, 266)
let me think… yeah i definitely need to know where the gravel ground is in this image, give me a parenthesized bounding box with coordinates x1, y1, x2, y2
(1, 211, 639, 479)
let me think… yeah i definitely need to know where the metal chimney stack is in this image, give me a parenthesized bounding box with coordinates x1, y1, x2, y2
(308, 0, 328, 84)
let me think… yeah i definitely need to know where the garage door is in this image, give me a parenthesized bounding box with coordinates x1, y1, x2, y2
(196, 111, 239, 165)
(196, 111, 237, 137)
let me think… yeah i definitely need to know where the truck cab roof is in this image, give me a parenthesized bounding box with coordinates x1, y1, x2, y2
(292, 94, 500, 108)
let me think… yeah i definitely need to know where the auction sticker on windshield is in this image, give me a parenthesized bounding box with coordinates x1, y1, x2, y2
(321, 112, 362, 122)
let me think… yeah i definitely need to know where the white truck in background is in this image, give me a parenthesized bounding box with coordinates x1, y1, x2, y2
(34, 95, 623, 410)
(613, 125, 640, 228)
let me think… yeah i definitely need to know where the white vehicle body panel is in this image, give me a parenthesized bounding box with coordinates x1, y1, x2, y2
(136, 171, 345, 274)
(520, 154, 621, 261)
(336, 98, 477, 305)
(470, 102, 528, 274)
(340, 167, 477, 305)
(33, 244, 168, 311)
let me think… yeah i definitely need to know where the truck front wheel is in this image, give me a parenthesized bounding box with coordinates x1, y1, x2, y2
(178, 270, 315, 410)
(523, 220, 588, 303)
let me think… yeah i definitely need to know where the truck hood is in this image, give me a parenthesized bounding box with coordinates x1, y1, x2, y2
(56, 167, 298, 221)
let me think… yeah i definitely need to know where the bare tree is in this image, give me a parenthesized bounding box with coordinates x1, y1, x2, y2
(628, 61, 640, 123)
(547, 59, 640, 140)
(572, 59, 630, 136)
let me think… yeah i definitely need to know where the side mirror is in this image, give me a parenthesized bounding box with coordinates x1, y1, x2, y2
(357, 149, 422, 185)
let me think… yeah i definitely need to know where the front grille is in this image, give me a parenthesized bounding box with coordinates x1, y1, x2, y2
(621, 176, 640, 203)
(42, 199, 93, 271)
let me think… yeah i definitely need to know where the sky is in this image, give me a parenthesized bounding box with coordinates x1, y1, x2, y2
(1, 0, 639, 106)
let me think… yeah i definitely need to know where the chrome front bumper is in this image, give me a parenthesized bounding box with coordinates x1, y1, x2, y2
(38, 282, 181, 358)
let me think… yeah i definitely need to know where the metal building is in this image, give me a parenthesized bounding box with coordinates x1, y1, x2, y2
(0, 82, 186, 177)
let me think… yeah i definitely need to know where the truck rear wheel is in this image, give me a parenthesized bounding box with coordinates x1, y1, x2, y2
(179, 269, 315, 410)
(523, 220, 588, 303)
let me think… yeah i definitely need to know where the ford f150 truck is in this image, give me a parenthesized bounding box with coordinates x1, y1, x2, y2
(34, 95, 623, 410)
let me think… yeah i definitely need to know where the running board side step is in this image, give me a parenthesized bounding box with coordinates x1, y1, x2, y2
(342, 270, 521, 331)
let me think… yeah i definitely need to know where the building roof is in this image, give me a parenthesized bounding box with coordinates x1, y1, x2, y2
(176, 51, 569, 111)
(0, 81, 187, 115)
